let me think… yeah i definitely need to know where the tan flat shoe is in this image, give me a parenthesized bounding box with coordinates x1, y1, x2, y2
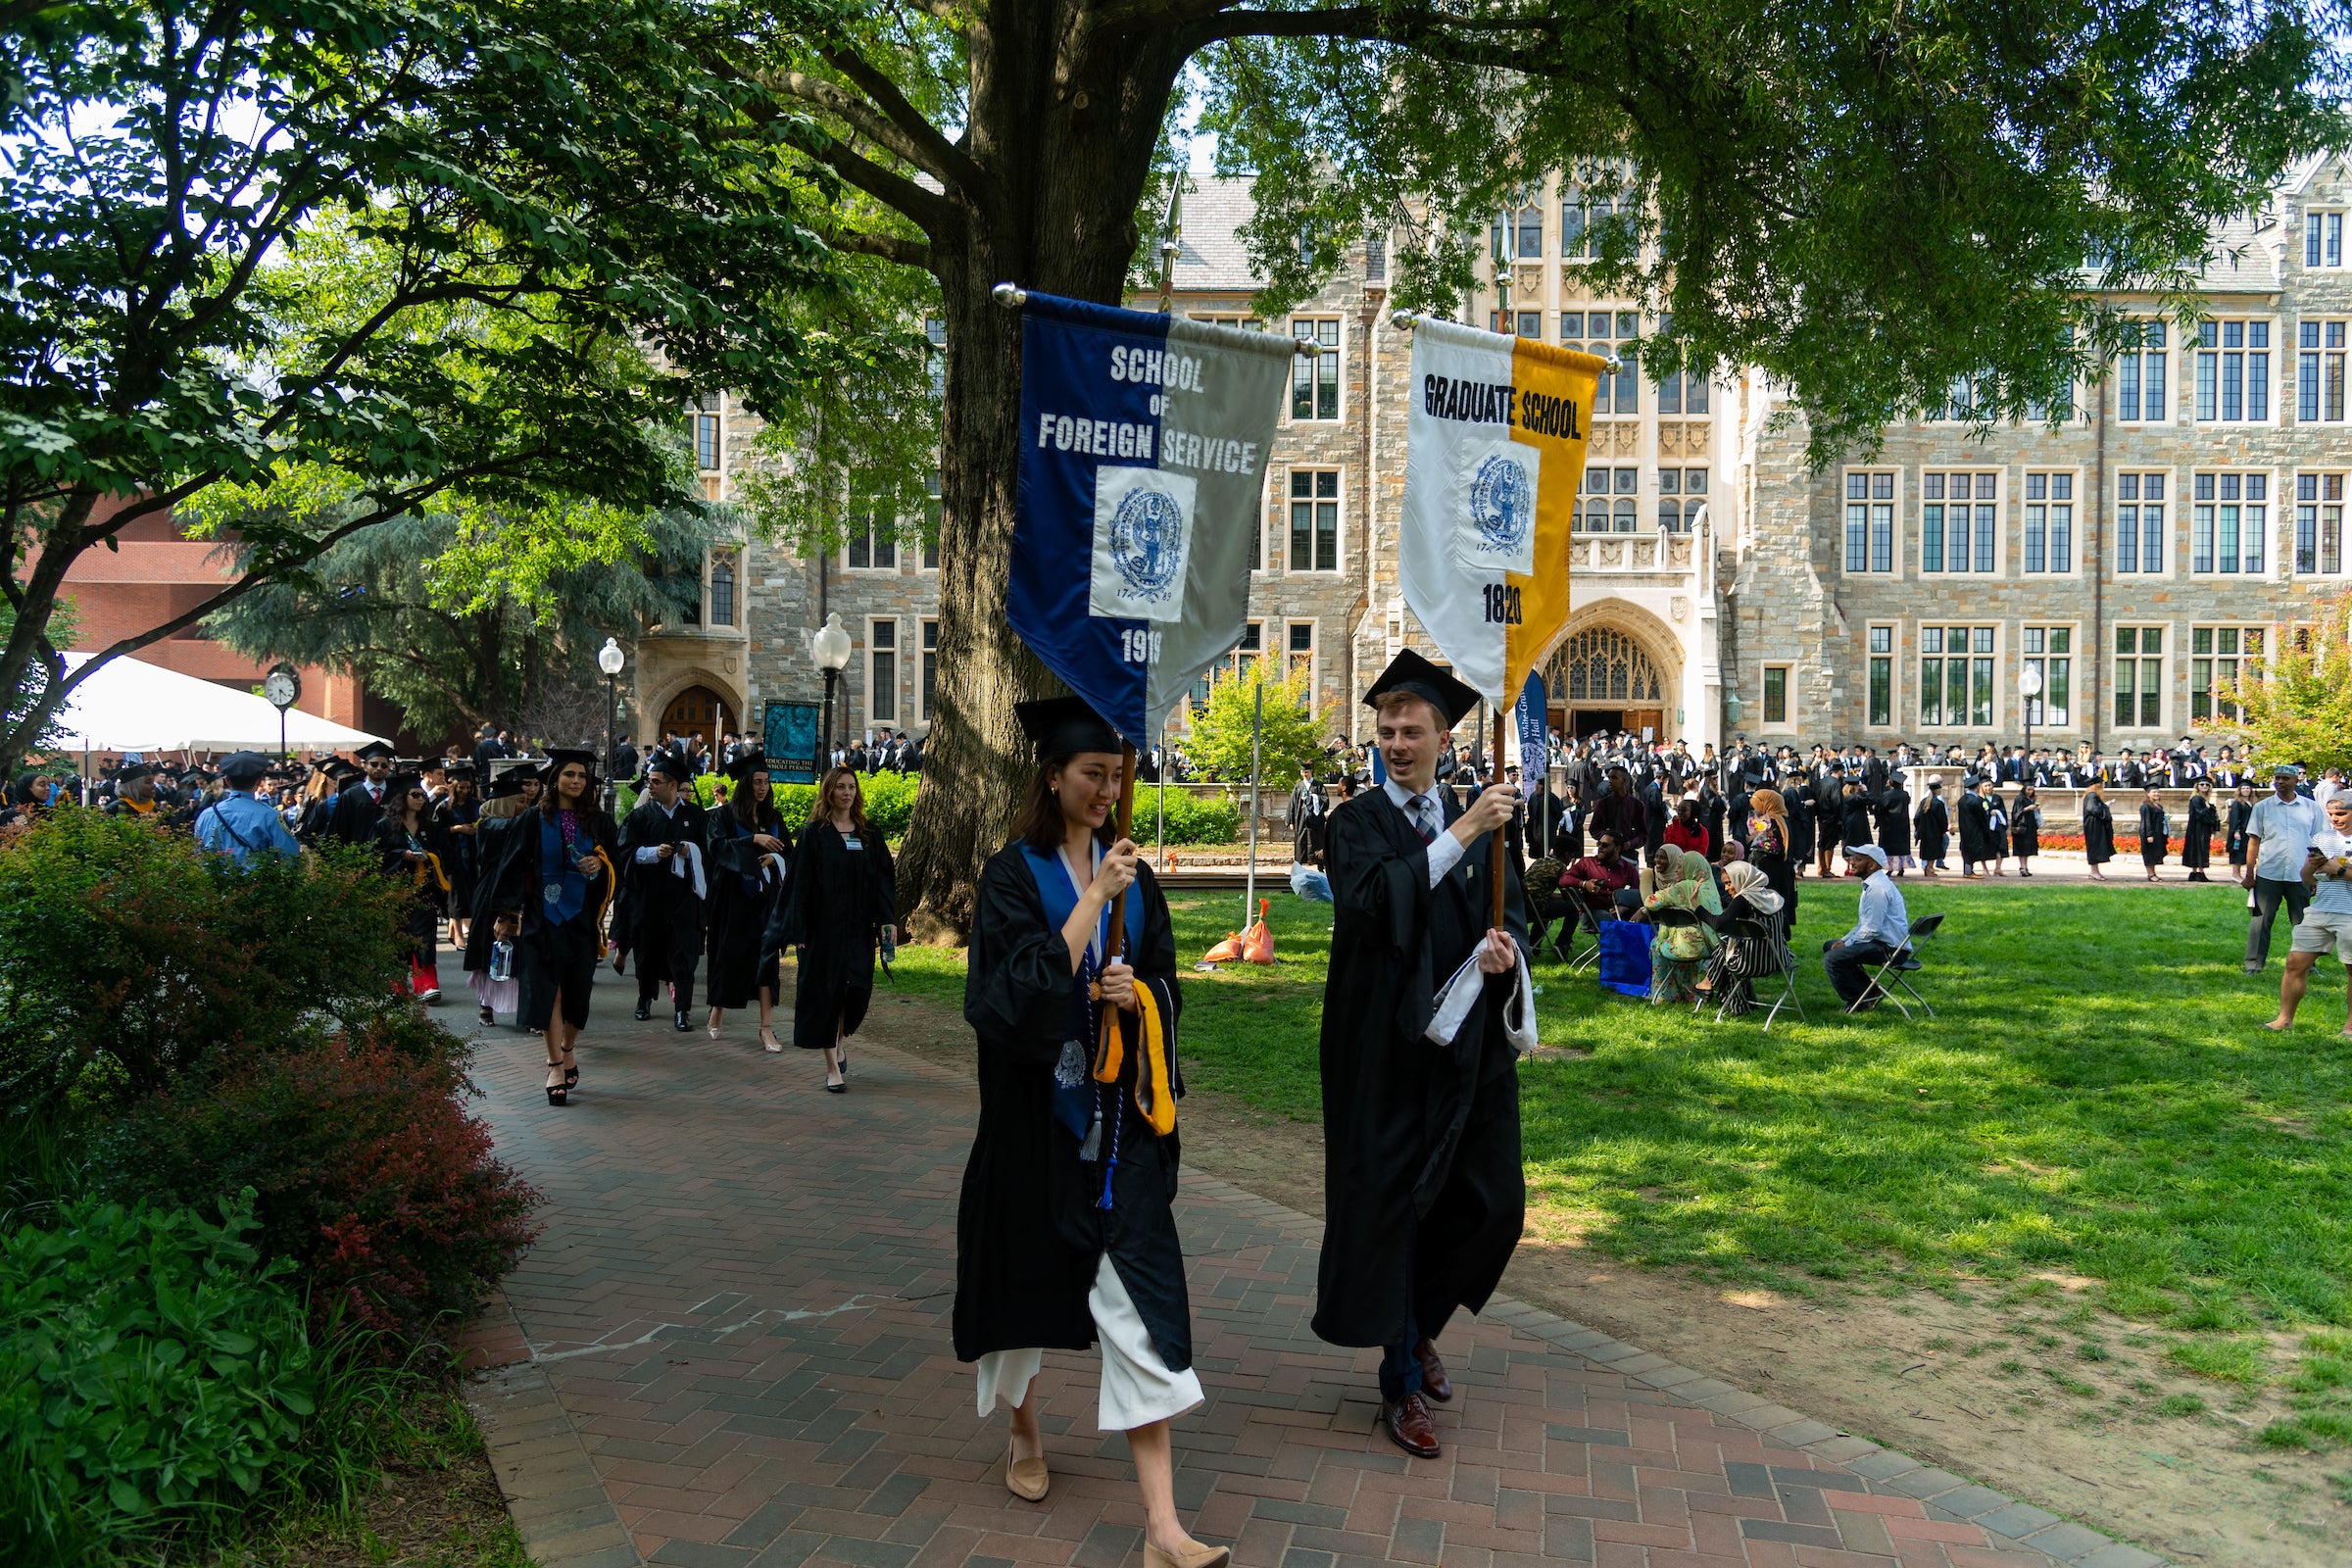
(1005, 1448, 1049, 1501)
(1143, 1542, 1230, 1568)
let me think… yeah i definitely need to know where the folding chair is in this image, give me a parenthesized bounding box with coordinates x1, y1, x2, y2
(1716, 914, 1805, 1030)
(1555, 901, 1608, 971)
(1846, 912, 1943, 1019)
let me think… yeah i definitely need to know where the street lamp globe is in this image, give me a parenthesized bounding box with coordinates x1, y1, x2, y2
(812, 612, 853, 673)
(597, 637, 625, 677)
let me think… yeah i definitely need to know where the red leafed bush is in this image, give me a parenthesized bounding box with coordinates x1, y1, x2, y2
(96, 1017, 541, 1351)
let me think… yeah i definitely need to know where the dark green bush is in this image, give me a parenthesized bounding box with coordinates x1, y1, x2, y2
(0, 1193, 320, 1566)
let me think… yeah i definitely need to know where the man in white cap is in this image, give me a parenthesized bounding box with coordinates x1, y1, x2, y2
(1823, 843, 1909, 1009)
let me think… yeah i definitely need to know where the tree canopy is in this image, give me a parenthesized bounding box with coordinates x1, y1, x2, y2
(0, 0, 849, 771)
(2222, 592, 2352, 775)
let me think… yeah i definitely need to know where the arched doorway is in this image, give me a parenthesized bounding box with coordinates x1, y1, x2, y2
(660, 684, 735, 749)
(1545, 626, 1668, 741)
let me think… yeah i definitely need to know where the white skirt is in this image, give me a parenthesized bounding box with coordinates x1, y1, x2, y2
(974, 1253, 1202, 1432)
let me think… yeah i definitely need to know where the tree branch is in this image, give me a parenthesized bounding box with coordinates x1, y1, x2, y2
(761, 66, 960, 188)
(738, 93, 952, 236)
(820, 46, 993, 202)
(828, 226, 935, 268)
(1177, 3, 1561, 54)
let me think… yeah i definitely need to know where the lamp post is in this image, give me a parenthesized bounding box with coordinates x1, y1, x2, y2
(812, 612, 853, 769)
(598, 637, 625, 808)
(2019, 664, 2042, 773)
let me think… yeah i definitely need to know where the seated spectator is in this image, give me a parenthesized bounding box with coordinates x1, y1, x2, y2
(1559, 831, 1639, 919)
(1822, 844, 1911, 1010)
(1589, 766, 1648, 855)
(1701, 860, 1789, 1016)
(1663, 796, 1710, 858)
(1642, 845, 1721, 1004)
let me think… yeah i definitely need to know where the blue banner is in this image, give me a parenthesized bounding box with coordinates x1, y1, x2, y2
(1515, 670, 1547, 799)
(1007, 293, 1292, 740)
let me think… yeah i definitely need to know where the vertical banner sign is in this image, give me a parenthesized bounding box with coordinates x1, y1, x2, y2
(1514, 670, 1547, 800)
(1398, 317, 1606, 703)
(1007, 294, 1294, 740)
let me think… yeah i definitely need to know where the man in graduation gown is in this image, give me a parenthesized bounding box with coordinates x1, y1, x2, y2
(617, 750, 708, 1030)
(1315, 650, 1531, 1461)
(324, 740, 397, 846)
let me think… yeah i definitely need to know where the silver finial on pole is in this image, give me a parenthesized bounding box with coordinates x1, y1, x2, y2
(991, 282, 1027, 310)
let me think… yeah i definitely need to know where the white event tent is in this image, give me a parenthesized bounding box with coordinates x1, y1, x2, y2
(51, 654, 386, 758)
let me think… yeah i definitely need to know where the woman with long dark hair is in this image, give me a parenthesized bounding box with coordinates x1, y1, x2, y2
(954, 696, 1220, 1568)
(2010, 784, 2042, 877)
(467, 750, 617, 1105)
(373, 772, 452, 1003)
(767, 766, 894, 1091)
(706, 751, 793, 1049)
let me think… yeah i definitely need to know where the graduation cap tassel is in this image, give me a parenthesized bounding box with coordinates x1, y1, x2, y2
(1098, 1091, 1123, 1210)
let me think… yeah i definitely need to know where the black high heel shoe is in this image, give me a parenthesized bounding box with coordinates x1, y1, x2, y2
(545, 1068, 568, 1106)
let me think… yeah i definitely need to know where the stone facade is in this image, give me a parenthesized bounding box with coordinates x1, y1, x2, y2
(627, 159, 2352, 763)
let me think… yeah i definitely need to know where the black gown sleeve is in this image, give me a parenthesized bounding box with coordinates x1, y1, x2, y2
(1327, 799, 1427, 957)
(962, 850, 1087, 1064)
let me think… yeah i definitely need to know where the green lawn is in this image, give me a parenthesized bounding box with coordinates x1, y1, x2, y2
(888, 878, 2352, 1348)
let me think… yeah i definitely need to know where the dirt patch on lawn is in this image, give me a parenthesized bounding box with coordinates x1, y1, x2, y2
(848, 984, 2352, 1567)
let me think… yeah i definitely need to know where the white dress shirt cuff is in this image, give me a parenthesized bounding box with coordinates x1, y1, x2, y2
(1425, 828, 1467, 886)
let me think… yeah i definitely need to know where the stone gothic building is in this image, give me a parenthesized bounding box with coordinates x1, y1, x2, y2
(622, 159, 2352, 767)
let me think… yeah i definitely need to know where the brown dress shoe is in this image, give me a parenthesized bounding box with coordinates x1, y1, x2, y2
(1380, 1392, 1441, 1458)
(1416, 1339, 1453, 1403)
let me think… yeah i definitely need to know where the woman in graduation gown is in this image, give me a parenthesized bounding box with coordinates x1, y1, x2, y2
(466, 750, 617, 1105)
(705, 752, 792, 1049)
(373, 772, 453, 1002)
(767, 766, 895, 1088)
(1913, 780, 1950, 873)
(2081, 782, 2117, 880)
(952, 697, 1223, 1568)
(2227, 782, 2257, 872)
(2183, 779, 2221, 881)
(2010, 784, 2043, 877)
(2138, 787, 2171, 881)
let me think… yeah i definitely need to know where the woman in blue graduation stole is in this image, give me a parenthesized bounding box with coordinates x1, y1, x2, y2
(466, 749, 619, 1105)
(953, 696, 1223, 1568)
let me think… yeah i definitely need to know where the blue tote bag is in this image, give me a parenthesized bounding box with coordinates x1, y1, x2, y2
(1595, 918, 1652, 999)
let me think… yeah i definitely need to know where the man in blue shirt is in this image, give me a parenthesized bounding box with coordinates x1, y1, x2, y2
(1822, 843, 1910, 1009)
(196, 752, 302, 866)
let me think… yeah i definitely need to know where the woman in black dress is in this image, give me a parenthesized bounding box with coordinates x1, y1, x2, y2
(768, 766, 895, 1092)
(953, 696, 1222, 1568)
(373, 772, 452, 1002)
(2183, 780, 2221, 882)
(2010, 785, 2042, 878)
(706, 752, 792, 1050)
(2081, 783, 2116, 880)
(2138, 787, 2170, 881)
(1913, 779, 1950, 874)
(1782, 774, 1817, 876)
(466, 750, 617, 1105)
(2227, 783, 2257, 870)
(1875, 776, 1914, 875)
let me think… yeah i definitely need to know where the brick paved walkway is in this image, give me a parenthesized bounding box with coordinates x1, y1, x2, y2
(458, 959, 2155, 1568)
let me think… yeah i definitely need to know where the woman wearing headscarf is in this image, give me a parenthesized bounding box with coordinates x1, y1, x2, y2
(705, 751, 793, 1049)
(1745, 787, 1798, 937)
(2010, 785, 2043, 878)
(2183, 779, 2221, 882)
(1641, 845, 1720, 1004)
(2138, 787, 2170, 882)
(954, 697, 1221, 1568)
(767, 766, 895, 1091)
(1700, 861, 1789, 1016)
(466, 750, 618, 1105)
(2081, 782, 2117, 881)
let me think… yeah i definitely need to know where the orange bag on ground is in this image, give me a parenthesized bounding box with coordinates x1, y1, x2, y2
(1241, 899, 1274, 964)
(1201, 931, 1243, 964)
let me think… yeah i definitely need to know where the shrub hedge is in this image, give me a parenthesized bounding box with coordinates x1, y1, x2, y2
(615, 772, 1240, 846)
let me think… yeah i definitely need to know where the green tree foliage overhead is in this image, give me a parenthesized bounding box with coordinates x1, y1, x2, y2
(702, 0, 2348, 930)
(1183, 666, 1332, 784)
(2220, 591, 2352, 774)
(203, 506, 724, 744)
(0, 0, 849, 774)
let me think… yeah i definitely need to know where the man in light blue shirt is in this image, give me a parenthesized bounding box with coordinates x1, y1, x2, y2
(195, 752, 302, 866)
(2269, 794, 2352, 1035)
(2244, 763, 2324, 972)
(1823, 843, 1909, 1009)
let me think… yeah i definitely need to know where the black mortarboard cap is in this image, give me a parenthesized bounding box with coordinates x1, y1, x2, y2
(387, 771, 424, 798)
(722, 749, 770, 782)
(1362, 649, 1480, 729)
(445, 759, 477, 778)
(486, 759, 538, 799)
(352, 740, 394, 762)
(1014, 695, 1124, 759)
(646, 750, 694, 782)
(116, 760, 156, 783)
(538, 747, 599, 782)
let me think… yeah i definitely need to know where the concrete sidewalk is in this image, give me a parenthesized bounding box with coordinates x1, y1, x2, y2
(455, 958, 2160, 1568)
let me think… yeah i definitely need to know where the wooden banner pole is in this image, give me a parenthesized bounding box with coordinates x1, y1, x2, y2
(1491, 708, 1509, 929)
(1113, 740, 1138, 961)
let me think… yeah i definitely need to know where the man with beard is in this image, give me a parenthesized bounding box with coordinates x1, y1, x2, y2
(617, 750, 709, 1030)
(324, 740, 397, 846)
(1314, 651, 1530, 1462)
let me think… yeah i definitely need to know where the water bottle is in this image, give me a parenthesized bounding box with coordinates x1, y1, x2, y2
(490, 939, 514, 982)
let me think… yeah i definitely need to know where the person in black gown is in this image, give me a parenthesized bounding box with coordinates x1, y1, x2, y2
(1914, 778, 1950, 874)
(372, 772, 451, 1002)
(1875, 775, 1913, 876)
(436, 761, 482, 948)
(618, 751, 708, 1032)
(767, 766, 893, 1089)
(952, 696, 1224, 1568)
(2010, 784, 2042, 877)
(2183, 779, 2221, 881)
(706, 752, 792, 1049)
(2138, 787, 2171, 881)
(2082, 783, 2117, 880)
(466, 750, 617, 1105)
(1315, 651, 1530, 1464)
(2228, 782, 2257, 872)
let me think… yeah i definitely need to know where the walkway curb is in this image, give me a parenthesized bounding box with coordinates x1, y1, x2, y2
(464, 1289, 646, 1568)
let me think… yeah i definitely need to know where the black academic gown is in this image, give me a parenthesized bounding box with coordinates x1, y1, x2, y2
(2010, 803, 2041, 858)
(2228, 798, 2254, 864)
(618, 796, 709, 1005)
(2183, 796, 2220, 869)
(1914, 796, 1949, 860)
(2139, 802, 2170, 866)
(767, 819, 894, 1049)
(370, 812, 450, 957)
(324, 779, 386, 847)
(464, 806, 619, 1023)
(1875, 786, 1913, 858)
(953, 846, 1190, 1371)
(2082, 797, 2117, 865)
(1840, 794, 1876, 852)
(1784, 784, 1817, 861)
(1957, 792, 1996, 863)
(1314, 787, 1530, 1351)
(706, 803, 788, 1008)
(436, 796, 482, 918)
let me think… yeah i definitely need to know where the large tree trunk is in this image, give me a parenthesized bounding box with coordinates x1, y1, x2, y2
(895, 8, 1181, 940)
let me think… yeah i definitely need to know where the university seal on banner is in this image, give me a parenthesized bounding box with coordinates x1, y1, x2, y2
(1470, 453, 1534, 554)
(1090, 465, 1199, 623)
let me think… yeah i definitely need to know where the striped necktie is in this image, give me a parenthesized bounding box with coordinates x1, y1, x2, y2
(1408, 794, 1438, 845)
